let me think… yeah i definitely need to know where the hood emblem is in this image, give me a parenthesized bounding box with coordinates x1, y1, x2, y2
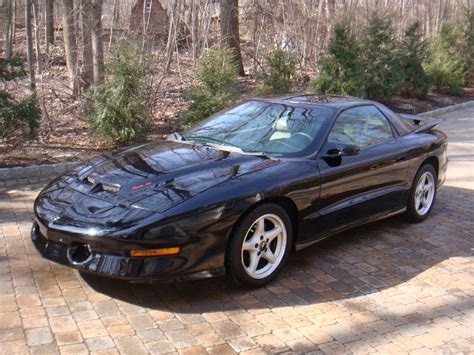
(131, 181, 152, 190)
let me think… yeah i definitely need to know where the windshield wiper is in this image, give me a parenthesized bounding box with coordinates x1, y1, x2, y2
(177, 135, 274, 159)
(243, 149, 278, 160)
(183, 135, 240, 148)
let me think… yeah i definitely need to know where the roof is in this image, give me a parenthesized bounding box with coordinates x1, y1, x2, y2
(253, 93, 375, 110)
(250, 93, 413, 136)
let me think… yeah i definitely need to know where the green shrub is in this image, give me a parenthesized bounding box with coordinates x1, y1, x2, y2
(310, 22, 365, 97)
(460, 12, 474, 83)
(85, 41, 152, 146)
(256, 47, 297, 95)
(425, 22, 465, 95)
(182, 46, 239, 127)
(0, 55, 41, 144)
(0, 91, 41, 142)
(398, 21, 431, 98)
(360, 14, 403, 100)
(0, 54, 26, 81)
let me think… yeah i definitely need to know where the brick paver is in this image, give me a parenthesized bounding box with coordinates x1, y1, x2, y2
(1, 106, 473, 354)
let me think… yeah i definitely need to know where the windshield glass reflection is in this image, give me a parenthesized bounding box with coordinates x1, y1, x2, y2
(184, 100, 331, 155)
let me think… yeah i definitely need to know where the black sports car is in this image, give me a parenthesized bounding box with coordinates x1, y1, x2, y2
(32, 95, 448, 287)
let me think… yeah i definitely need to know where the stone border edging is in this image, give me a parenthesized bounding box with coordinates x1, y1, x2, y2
(420, 100, 474, 117)
(1, 100, 474, 185)
(0, 161, 80, 185)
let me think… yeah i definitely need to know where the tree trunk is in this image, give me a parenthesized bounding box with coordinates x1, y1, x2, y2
(45, 0, 54, 48)
(2, 0, 13, 59)
(191, 0, 199, 67)
(108, 0, 117, 48)
(436, 0, 443, 31)
(220, 0, 244, 76)
(61, 0, 79, 93)
(91, 0, 104, 84)
(140, 0, 148, 53)
(32, 0, 42, 74)
(81, 0, 94, 88)
(326, 0, 335, 34)
(25, 0, 36, 90)
(163, 0, 178, 73)
(11, 0, 16, 45)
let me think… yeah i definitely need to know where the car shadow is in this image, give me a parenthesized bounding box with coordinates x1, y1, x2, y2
(79, 185, 473, 314)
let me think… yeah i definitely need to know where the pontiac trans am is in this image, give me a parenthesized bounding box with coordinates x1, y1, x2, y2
(32, 95, 448, 287)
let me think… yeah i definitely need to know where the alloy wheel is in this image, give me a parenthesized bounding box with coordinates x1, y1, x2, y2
(241, 213, 287, 279)
(415, 171, 435, 215)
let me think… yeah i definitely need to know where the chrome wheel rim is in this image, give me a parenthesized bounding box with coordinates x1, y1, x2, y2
(241, 213, 287, 279)
(415, 171, 435, 215)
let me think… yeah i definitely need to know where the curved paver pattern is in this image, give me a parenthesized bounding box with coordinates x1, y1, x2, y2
(0, 106, 473, 354)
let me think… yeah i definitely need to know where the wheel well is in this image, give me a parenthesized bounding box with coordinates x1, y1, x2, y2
(227, 196, 299, 251)
(421, 156, 439, 177)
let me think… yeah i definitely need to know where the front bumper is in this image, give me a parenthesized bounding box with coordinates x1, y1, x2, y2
(31, 221, 224, 282)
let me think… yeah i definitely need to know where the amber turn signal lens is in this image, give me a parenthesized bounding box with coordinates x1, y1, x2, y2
(130, 247, 181, 257)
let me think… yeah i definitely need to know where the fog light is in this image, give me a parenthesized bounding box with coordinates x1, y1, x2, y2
(130, 247, 181, 257)
(67, 242, 93, 265)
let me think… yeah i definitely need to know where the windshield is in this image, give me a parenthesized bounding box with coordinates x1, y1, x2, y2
(183, 100, 332, 156)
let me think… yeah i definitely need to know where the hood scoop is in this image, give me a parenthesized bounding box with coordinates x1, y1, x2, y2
(86, 176, 121, 193)
(86, 175, 96, 185)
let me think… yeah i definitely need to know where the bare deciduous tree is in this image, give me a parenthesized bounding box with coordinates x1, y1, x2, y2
(190, 0, 199, 66)
(109, 0, 118, 48)
(25, 0, 36, 90)
(220, 0, 245, 76)
(81, 0, 94, 88)
(11, 0, 16, 45)
(45, 0, 54, 49)
(91, 0, 104, 84)
(2, 0, 13, 59)
(32, 0, 42, 74)
(3, 0, 471, 98)
(60, 0, 79, 93)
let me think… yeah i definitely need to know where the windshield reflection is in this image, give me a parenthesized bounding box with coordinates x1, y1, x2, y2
(183, 100, 332, 156)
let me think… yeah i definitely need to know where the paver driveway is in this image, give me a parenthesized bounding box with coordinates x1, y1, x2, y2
(1, 105, 473, 354)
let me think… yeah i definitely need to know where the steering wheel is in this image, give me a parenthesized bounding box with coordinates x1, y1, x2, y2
(291, 132, 313, 144)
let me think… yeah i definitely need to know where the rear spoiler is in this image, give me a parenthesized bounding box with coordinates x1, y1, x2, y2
(399, 113, 443, 134)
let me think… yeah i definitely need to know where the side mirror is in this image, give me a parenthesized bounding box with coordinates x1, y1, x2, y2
(322, 142, 360, 159)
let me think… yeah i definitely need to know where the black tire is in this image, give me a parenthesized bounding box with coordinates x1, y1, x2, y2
(226, 203, 293, 288)
(406, 164, 437, 223)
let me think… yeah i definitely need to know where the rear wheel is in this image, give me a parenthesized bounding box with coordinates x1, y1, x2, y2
(227, 204, 292, 287)
(406, 164, 437, 223)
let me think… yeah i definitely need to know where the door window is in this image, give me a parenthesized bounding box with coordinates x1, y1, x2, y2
(328, 106, 394, 148)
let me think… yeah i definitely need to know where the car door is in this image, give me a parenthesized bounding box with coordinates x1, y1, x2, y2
(314, 105, 409, 236)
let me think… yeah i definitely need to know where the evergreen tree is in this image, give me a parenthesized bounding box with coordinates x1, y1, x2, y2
(182, 46, 239, 127)
(360, 15, 402, 100)
(311, 22, 365, 97)
(461, 12, 474, 82)
(85, 41, 152, 146)
(399, 21, 431, 98)
(0, 55, 41, 144)
(257, 47, 297, 95)
(425, 22, 465, 94)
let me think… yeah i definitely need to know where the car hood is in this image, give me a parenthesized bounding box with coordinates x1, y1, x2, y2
(35, 140, 278, 233)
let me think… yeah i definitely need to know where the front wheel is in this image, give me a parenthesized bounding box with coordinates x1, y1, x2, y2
(226, 204, 293, 287)
(406, 164, 437, 223)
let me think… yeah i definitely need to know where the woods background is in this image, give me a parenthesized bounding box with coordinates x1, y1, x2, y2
(0, 0, 473, 165)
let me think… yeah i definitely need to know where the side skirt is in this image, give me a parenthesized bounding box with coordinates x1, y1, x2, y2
(295, 207, 407, 251)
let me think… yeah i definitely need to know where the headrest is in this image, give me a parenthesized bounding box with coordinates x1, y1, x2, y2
(274, 116, 290, 132)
